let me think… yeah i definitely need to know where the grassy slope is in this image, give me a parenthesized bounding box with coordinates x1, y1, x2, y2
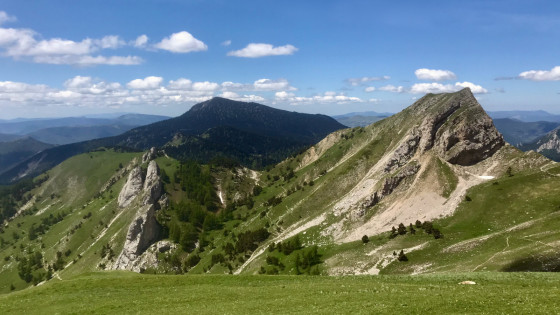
(0, 150, 140, 293)
(0, 272, 559, 314)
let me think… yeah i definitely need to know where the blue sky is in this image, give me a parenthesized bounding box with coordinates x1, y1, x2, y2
(0, 0, 559, 119)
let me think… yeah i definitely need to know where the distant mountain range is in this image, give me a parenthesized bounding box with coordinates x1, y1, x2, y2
(0, 97, 344, 183)
(487, 110, 560, 123)
(0, 114, 170, 144)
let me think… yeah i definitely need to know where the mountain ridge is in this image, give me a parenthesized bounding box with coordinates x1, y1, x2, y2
(0, 98, 344, 184)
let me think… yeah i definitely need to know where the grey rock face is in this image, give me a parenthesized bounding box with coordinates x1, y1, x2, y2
(385, 131, 420, 173)
(114, 153, 165, 271)
(113, 204, 160, 270)
(419, 88, 504, 166)
(381, 164, 420, 196)
(142, 147, 157, 163)
(117, 167, 143, 208)
(536, 131, 560, 152)
(142, 160, 162, 206)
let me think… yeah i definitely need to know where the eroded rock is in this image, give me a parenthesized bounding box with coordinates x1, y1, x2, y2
(117, 167, 143, 208)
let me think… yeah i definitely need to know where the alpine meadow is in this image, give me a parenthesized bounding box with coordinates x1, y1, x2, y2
(1, 1, 559, 314)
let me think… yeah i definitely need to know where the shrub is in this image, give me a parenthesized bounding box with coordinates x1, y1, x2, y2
(361, 235, 369, 244)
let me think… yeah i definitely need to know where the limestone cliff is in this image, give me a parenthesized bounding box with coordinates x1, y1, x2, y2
(113, 149, 164, 271)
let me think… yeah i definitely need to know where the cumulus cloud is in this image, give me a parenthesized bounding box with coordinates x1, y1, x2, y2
(414, 68, 457, 81)
(134, 35, 148, 48)
(0, 75, 373, 114)
(346, 76, 390, 86)
(221, 40, 231, 46)
(364, 87, 376, 92)
(155, 31, 207, 53)
(219, 91, 265, 102)
(0, 13, 142, 66)
(274, 91, 364, 105)
(410, 82, 487, 94)
(379, 85, 405, 93)
(227, 43, 298, 58)
(127, 76, 163, 90)
(33, 55, 143, 66)
(168, 78, 192, 90)
(518, 66, 560, 81)
(0, 11, 16, 25)
(94, 35, 125, 49)
(253, 78, 293, 91)
(192, 81, 220, 91)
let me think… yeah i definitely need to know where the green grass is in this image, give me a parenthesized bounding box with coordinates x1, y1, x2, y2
(0, 272, 558, 314)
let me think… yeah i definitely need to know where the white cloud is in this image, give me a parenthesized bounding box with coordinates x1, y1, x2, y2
(364, 86, 376, 92)
(410, 82, 487, 94)
(275, 91, 364, 105)
(33, 55, 143, 66)
(192, 81, 220, 91)
(0, 11, 16, 25)
(275, 91, 295, 99)
(227, 43, 298, 58)
(379, 85, 405, 93)
(168, 78, 192, 90)
(127, 76, 163, 89)
(134, 35, 148, 48)
(221, 81, 245, 90)
(64, 76, 122, 94)
(0, 81, 48, 93)
(48, 90, 81, 99)
(518, 66, 560, 81)
(155, 31, 207, 53)
(64, 76, 93, 89)
(415, 68, 457, 81)
(347, 76, 390, 86)
(0, 15, 142, 66)
(94, 35, 125, 49)
(253, 78, 293, 91)
(454, 82, 488, 94)
(221, 40, 231, 46)
(219, 91, 265, 102)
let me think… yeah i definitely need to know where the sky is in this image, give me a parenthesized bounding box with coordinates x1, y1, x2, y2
(0, 0, 559, 119)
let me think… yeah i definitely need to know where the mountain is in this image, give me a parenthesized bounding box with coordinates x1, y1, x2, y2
(0, 133, 22, 142)
(334, 115, 388, 127)
(28, 124, 143, 145)
(492, 118, 560, 146)
(0, 98, 345, 183)
(2, 88, 559, 294)
(0, 137, 53, 175)
(520, 127, 560, 161)
(332, 110, 395, 119)
(488, 110, 560, 123)
(0, 114, 169, 139)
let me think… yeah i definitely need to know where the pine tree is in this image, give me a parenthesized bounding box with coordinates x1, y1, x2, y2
(390, 226, 398, 239)
(362, 235, 369, 244)
(398, 223, 407, 235)
(398, 250, 408, 262)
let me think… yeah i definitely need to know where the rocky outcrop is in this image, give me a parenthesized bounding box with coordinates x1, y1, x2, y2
(142, 147, 157, 163)
(385, 131, 420, 173)
(113, 204, 160, 270)
(142, 161, 162, 206)
(114, 155, 165, 271)
(381, 164, 420, 196)
(419, 88, 504, 166)
(117, 167, 143, 208)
